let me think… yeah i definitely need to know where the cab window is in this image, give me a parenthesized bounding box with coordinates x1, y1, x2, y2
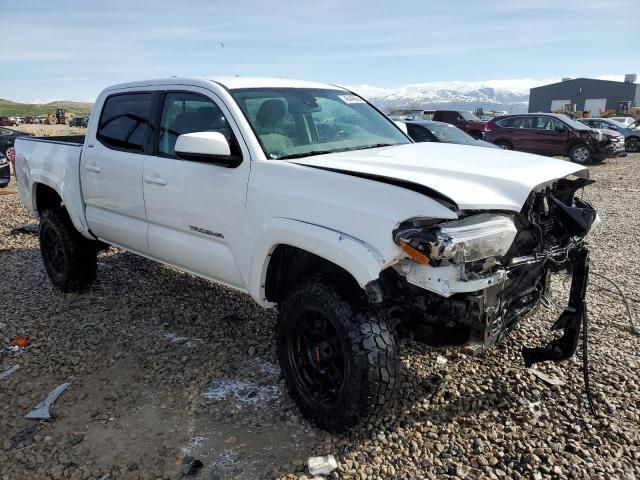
(158, 92, 238, 158)
(97, 93, 153, 153)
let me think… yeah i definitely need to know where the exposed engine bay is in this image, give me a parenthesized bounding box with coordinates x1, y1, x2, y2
(379, 174, 598, 367)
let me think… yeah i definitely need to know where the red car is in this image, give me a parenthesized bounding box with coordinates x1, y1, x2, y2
(485, 113, 614, 164)
(431, 110, 489, 139)
(0, 117, 17, 127)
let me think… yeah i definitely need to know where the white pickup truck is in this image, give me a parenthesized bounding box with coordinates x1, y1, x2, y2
(15, 76, 598, 432)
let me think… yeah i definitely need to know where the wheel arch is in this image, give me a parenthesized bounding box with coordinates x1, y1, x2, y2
(493, 138, 513, 149)
(31, 181, 92, 239)
(249, 219, 386, 307)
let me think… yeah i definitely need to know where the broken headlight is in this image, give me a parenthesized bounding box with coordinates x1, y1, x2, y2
(394, 214, 517, 264)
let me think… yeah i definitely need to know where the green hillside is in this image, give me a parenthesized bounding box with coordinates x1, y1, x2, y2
(0, 99, 93, 117)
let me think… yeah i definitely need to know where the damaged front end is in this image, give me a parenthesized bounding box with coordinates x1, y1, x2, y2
(384, 174, 598, 367)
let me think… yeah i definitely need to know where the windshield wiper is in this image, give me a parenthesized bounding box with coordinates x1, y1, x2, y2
(277, 150, 338, 160)
(352, 143, 398, 151)
(277, 143, 398, 160)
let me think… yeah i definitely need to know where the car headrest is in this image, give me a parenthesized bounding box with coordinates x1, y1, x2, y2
(256, 99, 287, 128)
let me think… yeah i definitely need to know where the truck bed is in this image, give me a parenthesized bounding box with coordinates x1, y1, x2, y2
(15, 134, 90, 235)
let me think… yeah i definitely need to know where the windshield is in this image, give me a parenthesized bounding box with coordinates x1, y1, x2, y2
(426, 123, 475, 144)
(604, 119, 628, 129)
(556, 114, 591, 131)
(230, 88, 410, 159)
(460, 111, 481, 121)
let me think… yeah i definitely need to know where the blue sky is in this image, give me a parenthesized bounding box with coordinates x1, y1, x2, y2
(1, 0, 637, 102)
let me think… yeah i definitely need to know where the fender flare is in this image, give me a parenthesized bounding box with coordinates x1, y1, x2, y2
(29, 178, 92, 238)
(248, 218, 386, 307)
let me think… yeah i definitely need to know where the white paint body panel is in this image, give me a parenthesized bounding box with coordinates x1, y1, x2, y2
(14, 76, 590, 308)
(287, 142, 587, 211)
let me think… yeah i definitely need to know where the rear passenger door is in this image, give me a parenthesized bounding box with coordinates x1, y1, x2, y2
(81, 92, 153, 253)
(142, 88, 250, 288)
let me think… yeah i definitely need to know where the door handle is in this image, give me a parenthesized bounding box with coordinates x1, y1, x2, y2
(144, 176, 167, 186)
(85, 165, 101, 173)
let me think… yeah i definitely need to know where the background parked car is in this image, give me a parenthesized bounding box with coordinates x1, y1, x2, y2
(610, 116, 637, 128)
(69, 116, 89, 128)
(0, 127, 31, 160)
(578, 118, 640, 152)
(431, 110, 489, 139)
(0, 152, 10, 188)
(0, 117, 18, 127)
(485, 113, 621, 164)
(404, 120, 499, 148)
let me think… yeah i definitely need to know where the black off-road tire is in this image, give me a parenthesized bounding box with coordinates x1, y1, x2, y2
(39, 208, 97, 292)
(568, 143, 594, 164)
(494, 140, 512, 150)
(276, 276, 400, 432)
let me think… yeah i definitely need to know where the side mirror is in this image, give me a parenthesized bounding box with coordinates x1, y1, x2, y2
(175, 132, 241, 167)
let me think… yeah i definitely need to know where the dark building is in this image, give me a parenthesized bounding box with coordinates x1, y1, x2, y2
(529, 75, 640, 115)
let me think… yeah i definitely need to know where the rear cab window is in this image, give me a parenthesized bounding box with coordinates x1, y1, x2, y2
(97, 93, 153, 153)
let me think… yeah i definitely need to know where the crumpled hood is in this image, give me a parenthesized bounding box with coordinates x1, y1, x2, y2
(287, 142, 588, 212)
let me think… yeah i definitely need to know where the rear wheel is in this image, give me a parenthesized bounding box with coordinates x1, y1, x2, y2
(39, 208, 97, 292)
(626, 137, 640, 152)
(276, 277, 400, 432)
(494, 140, 512, 150)
(569, 143, 593, 164)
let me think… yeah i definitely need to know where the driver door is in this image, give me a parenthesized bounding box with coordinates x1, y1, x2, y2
(142, 88, 250, 288)
(532, 116, 569, 155)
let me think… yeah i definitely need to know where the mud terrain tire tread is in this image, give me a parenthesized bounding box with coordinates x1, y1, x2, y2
(276, 276, 400, 432)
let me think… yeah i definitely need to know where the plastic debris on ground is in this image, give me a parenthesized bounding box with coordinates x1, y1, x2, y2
(528, 400, 542, 416)
(13, 336, 30, 348)
(204, 378, 280, 405)
(436, 355, 448, 365)
(307, 454, 338, 475)
(0, 364, 21, 380)
(10, 224, 39, 235)
(25, 382, 72, 419)
(528, 368, 566, 386)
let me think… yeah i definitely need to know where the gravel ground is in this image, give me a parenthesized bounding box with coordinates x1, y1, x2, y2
(0, 154, 639, 480)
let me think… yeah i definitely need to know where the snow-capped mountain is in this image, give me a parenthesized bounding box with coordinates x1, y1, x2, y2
(346, 78, 557, 114)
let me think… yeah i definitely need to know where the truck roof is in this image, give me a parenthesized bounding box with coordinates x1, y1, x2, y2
(104, 76, 347, 92)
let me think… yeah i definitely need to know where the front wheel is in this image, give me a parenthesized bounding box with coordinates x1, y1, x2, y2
(494, 140, 512, 150)
(626, 137, 640, 152)
(276, 277, 400, 432)
(39, 208, 97, 292)
(569, 143, 594, 164)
